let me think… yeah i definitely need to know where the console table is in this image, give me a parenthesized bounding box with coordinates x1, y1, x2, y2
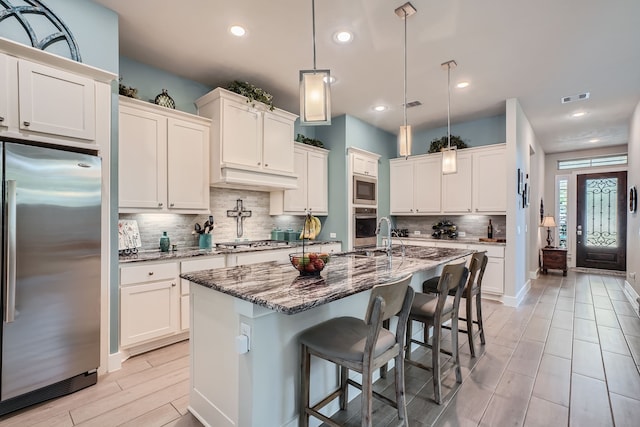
(541, 247, 567, 276)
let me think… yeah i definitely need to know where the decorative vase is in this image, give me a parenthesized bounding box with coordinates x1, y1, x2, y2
(199, 233, 212, 249)
(159, 231, 171, 252)
(154, 89, 175, 109)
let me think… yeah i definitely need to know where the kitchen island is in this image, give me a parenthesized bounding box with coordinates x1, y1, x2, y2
(181, 246, 472, 427)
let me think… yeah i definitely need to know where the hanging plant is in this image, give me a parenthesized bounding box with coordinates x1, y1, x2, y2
(428, 135, 468, 153)
(226, 80, 275, 111)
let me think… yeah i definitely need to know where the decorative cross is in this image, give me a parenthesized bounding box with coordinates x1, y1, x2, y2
(226, 199, 252, 238)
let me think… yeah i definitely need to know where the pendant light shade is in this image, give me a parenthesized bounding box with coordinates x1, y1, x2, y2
(442, 60, 458, 174)
(395, 2, 416, 157)
(300, 70, 331, 124)
(398, 125, 412, 157)
(299, 0, 331, 125)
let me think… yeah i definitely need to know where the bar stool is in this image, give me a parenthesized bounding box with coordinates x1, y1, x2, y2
(405, 262, 468, 404)
(423, 251, 488, 357)
(299, 274, 414, 427)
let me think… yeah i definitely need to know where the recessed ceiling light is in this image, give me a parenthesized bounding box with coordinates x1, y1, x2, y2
(230, 25, 246, 37)
(572, 111, 586, 118)
(456, 81, 470, 89)
(373, 105, 388, 112)
(333, 31, 353, 43)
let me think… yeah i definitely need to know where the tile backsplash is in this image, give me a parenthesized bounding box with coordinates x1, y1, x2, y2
(120, 187, 306, 251)
(394, 215, 506, 239)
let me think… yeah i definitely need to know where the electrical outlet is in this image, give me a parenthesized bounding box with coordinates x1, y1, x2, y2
(330, 232, 336, 238)
(414, 230, 421, 235)
(458, 231, 466, 237)
(240, 322, 251, 351)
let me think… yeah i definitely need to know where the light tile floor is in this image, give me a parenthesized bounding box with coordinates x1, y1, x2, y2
(0, 270, 639, 426)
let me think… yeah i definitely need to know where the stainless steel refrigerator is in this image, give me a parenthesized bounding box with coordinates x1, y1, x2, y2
(0, 142, 101, 415)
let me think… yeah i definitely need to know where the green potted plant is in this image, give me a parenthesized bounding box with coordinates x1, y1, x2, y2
(428, 135, 468, 153)
(226, 80, 275, 111)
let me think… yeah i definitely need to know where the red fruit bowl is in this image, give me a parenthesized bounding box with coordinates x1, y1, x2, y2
(289, 252, 330, 276)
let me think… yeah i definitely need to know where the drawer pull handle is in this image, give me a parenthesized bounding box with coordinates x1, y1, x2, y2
(172, 283, 176, 287)
(23, 121, 30, 127)
(0, 116, 4, 122)
(148, 272, 154, 276)
(170, 203, 175, 207)
(158, 202, 163, 207)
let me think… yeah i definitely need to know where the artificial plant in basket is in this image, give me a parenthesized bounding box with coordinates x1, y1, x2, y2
(226, 80, 275, 111)
(427, 135, 468, 153)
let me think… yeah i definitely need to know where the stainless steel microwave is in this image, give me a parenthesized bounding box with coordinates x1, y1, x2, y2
(353, 174, 377, 205)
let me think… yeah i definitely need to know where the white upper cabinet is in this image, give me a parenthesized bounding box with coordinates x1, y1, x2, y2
(352, 152, 378, 177)
(0, 54, 8, 129)
(442, 152, 473, 213)
(17, 60, 95, 140)
(473, 145, 507, 213)
(389, 144, 506, 215)
(119, 97, 211, 213)
(0, 41, 114, 150)
(196, 88, 298, 190)
(390, 155, 441, 215)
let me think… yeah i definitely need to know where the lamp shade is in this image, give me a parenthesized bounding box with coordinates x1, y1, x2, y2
(540, 216, 557, 227)
(442, 147, 457, 174)
(398, 125, 412, 157)
(299, 69, 331, 125)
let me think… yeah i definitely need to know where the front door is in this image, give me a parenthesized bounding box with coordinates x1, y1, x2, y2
(576, 171, 627, 271)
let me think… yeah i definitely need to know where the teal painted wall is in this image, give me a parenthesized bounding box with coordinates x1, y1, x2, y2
(412, 114, 506, 155)
(119, 57, 212, 114)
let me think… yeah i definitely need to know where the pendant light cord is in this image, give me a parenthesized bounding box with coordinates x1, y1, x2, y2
(403, 8, 408, 129)
(447, 63, 451, 149)
(312, 0, 317, 71)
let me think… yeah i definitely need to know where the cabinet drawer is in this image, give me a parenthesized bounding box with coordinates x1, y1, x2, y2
(468, 244, 505, 258)
(121, 262, 178, 285)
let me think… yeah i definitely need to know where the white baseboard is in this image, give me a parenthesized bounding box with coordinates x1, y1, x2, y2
(529, 268, 540, 280)
(623, 280, 640, 317)
(107, 351, 123, 373)
(502, 279, 531, 307)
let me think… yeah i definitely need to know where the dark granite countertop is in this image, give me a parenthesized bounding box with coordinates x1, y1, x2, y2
(119, 240, 337, 264)
(181, 245, 472, 315)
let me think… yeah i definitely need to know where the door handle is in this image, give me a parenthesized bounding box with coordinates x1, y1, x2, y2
(5, 180, 17, 323)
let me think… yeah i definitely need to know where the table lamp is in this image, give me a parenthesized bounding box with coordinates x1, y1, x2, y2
(540, 216, 557, 248)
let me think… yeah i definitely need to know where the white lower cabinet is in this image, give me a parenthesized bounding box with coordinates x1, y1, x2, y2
(120, 262, 180, 348)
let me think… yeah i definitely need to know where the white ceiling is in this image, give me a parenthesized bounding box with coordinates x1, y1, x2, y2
(94, 0, 640, 154)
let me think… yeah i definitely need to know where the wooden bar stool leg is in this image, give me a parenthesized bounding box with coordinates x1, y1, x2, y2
(362, 364, 373, 427)
(432, 323, 442, 404)
(300, 344, 310, 427)
(476, 293, 486, 345)
(394, 351, 407, 423)
(451, 313, 462, 383)
(339, 366, 348, 410)
(466, 295, 475, 357)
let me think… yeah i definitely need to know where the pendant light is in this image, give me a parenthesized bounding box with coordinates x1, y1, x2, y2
(441, 59, 458, 174)
(395, 2, 416, 158)
(299, 0, 331, 125)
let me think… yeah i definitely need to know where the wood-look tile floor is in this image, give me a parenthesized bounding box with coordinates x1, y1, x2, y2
(0, 270, 639, 426)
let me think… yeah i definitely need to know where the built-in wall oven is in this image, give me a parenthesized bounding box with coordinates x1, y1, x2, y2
(353, 207, 377, 248)
(353, 174, 377, 205)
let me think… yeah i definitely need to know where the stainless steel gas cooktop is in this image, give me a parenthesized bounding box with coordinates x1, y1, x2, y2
(215, 240, 291, 249)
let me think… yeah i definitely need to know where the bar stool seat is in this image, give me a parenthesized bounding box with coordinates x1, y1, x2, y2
(299, 274, 414, 427)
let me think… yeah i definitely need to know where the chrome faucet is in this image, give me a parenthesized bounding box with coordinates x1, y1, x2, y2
(376, 216, 393, 255)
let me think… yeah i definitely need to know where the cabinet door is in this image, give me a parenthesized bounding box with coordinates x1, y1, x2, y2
(167, 118, 210, 210)
(119, 105, 167, 209)
(413, 156, 442, 213)
(389, 161, 414, 214)
(120, 280, 179, 347)
(17, 60, 95, 140)
(221, 98, 261, 168)
(482, 257, 504, 294)
(442, 153, 472, 213)
(0, 54, 8, 129)
(283, 148, 307, 213)
(306, 150, 328, 214)
(262, 111, 294, 174)
(353, 154, 377, 177)
(474, 147, 507, 212)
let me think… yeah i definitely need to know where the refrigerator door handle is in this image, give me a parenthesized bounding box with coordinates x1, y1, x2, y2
(5, 179, 17, 323)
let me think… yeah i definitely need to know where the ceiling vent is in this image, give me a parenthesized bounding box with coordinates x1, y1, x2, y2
(405, 100, 422, 108)
(561, 92, 590, 104)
